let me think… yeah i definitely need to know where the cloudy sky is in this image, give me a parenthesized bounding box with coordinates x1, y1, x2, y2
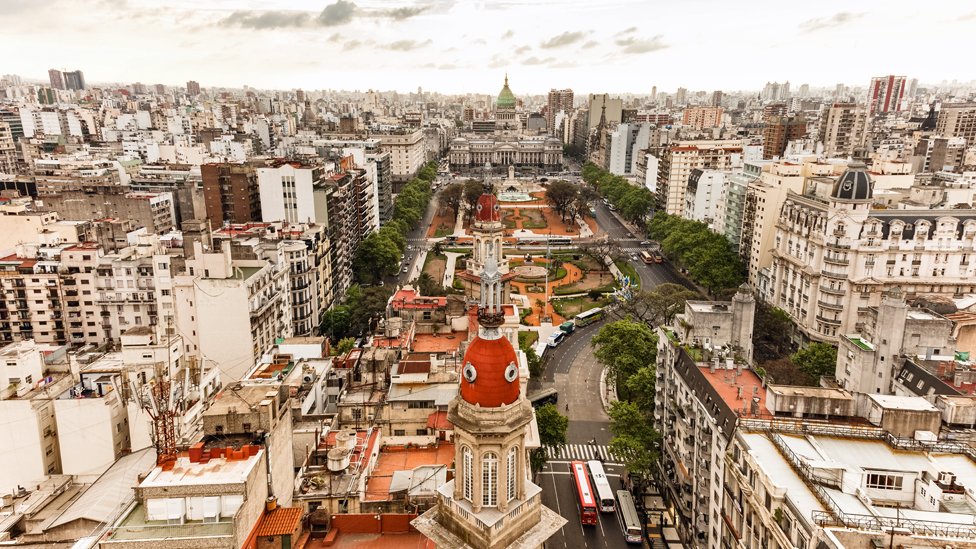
(4, 0, 975, 95)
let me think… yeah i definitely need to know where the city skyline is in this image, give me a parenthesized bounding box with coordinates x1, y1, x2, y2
(5, 0, 976, 94)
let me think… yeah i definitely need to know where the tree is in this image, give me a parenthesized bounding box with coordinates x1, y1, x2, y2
(614, 283, 698, 326)
(572, 185, 599, 219)
(414, 272, 444, 296)
(754, 303, 793, 360)
(439, 182, 465, 219)
(545, 180, 578, 221)
(578, 237, 620, 282)
(535, 403, 568, 446)
(463, 179, 485, 218)
(592, 318, 658, 381)
(623, 365, 657, 414)
(352, 232, 400, 284)
(320, 306, 352, 340)
(334, 337, 357, 356)
(607, 400, 661, 476)
(524, 346, 543, 378)
(790, 342, 838, 382)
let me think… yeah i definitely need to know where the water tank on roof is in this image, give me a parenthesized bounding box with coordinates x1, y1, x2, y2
(386, 317, 402, 338)
(327, 448, 351, 472)
(340, 430, 358, 450)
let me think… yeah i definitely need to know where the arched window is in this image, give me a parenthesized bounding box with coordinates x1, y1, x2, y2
(482, 452, 498, 507)
(462, 447, 473, 502)
(507, 447, 518, 501)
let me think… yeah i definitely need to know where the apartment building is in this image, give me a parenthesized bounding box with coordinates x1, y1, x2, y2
(101, 445, 270, 549)
(867, 75, 906, 115)
(41, 188, 177, 235)
(174, 242, 292, 381)
(654, 287, 756, 547)
(0, 340, 72, 495)
(740, 161, 839, 296)
(374, 129, 426, 182)
(257, 160, 331, 224)
(681, 106, 724, 130)
(201, 162, 262, 225)
(936, 102, 976, 143)
(762, 115, 807, 160)
(836, 289, 954, 395)
(366, 151, 394, 225)
(818, 103, 867, 158)
(769, 162, 976, 345)
(656, 139, 744, 216)
(0, 121, 16, 175)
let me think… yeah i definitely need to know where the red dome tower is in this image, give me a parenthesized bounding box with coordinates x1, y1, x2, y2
(458, 229, 520, 408)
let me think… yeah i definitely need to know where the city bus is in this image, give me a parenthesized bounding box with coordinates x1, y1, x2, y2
(615, 490, 643, 544)
(528, 388, 558, 407)
(570, 461, 598, 526)
(573, 307, 604, 327)
(548, 236, 572, 246)
(640, 251, 654, 264)
(586, 460, 616, 513)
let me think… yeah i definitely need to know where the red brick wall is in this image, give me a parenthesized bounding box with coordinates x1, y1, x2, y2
(329, 514, 418, 534)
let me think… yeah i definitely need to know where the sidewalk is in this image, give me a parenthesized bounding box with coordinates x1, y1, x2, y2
(442, 252, 463, 289)
(599, 366, 618, 413)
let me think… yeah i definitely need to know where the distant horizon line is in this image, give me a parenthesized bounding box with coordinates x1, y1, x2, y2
(12, 74, 976, 98)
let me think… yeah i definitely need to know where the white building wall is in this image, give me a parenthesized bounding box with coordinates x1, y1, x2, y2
(54, 393, 126, 480)
(257, 165, 318, 224)
(0, 399, 56, 494)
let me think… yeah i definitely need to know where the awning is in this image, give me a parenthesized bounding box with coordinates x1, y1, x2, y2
(427, 411, 452, 430)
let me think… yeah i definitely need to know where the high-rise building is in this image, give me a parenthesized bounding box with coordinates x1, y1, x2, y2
(131, 82, 146, 95)
(47, 69, 64, 90)
(762, 115, 807, 159)
(711, 90, 723, 107)
(818, 102, 867, 157)
(656, 139, 744, 216)
(681, 106, 724, 130)
(186, 80, 201, 96)
(867, 75, 907, 115)
(675, 87, 688, 105)
(62, 70, 85, 91)
(201, 162, 262, 225)
(586, 94, 622, 131)
(936, 102, 976, 143)
(154, 83, 165, 95)
(546, 88, 574, 135)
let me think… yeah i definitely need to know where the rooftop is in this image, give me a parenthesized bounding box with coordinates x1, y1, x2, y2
(411, 332, 465, 354)
(390, 288, 448, 310)
(867, 393, 939, 412)
(140, 446, 262, 487)
(305, 532, 433, 549)
(364, 443, 454, 502)
(699, 363, 768, 418)
(846, 335, 875, 351)
(254, 506, 303, 537)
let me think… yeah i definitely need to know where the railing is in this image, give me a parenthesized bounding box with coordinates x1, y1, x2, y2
(811, 510, 976, 539)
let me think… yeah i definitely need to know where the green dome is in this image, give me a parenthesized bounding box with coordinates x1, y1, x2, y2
(496, 74, 516, 109)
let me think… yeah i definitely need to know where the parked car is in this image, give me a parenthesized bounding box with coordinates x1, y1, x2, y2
(402, 266, 409, 273)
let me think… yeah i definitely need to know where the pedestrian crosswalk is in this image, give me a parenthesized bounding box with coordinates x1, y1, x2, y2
(542, 443, 628, 463)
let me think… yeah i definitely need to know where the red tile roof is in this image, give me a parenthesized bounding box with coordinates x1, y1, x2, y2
(390, 288, 447, 310)
(255, 507, 303, 537)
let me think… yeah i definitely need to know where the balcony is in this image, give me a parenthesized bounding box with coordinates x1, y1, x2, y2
(820, 268, 846, 279)
(818, 285, 845, 295)
(815, 315, 842, 326)
(823, 256, 849, 266)
(817, 300, 844, 311)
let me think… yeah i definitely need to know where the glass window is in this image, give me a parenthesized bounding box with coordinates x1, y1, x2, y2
(482, 452, 498, 507)
(507, 447, 517, 501)
(462, 447, 473, 502)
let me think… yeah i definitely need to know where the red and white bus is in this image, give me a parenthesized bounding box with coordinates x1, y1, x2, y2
(571, 461, 599, 525)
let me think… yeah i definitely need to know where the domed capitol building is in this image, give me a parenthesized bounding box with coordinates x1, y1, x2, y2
(449, 75, 563, 172)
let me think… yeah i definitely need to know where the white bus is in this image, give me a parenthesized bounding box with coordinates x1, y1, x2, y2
(573, 307, 604, 327)
(615, 489, 643, 544)
(587, 460, 615, 513)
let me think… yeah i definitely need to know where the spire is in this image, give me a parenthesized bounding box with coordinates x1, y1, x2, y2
(477, 239, 504, 332)
(504, 73, 508, 87)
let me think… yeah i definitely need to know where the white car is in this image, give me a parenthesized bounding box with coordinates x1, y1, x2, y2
(547, 332, 566, 348)
(402, 266, 409, 273)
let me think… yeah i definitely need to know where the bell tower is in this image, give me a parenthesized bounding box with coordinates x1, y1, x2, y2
(412, 244, 566, 548)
